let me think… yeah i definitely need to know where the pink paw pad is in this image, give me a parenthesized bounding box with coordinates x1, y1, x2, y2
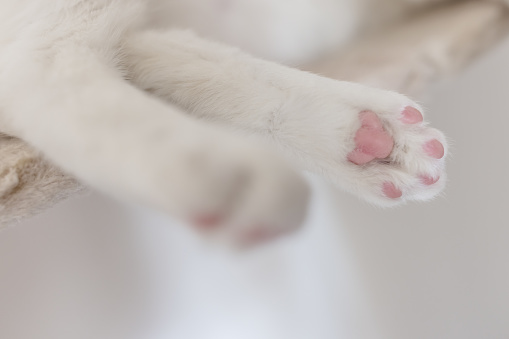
(192, 214, 224, 230)
(348, 111, 394, 165)
(240, 227, 284, 247)
(423, 139, 445, 159)
(420, 175, 440, 186)
(401, 106, 424, 124)
(383, 182, 403, 199)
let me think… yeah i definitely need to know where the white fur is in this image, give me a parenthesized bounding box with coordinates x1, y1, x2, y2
(0, 0, 455, 241)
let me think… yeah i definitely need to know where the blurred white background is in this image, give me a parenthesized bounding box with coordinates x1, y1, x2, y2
(1, 35, 508, 339)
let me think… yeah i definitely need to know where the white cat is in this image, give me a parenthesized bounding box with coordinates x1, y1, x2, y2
(0, 0, 450, 245)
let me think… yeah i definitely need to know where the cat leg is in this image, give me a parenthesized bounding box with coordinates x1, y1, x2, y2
(123, 30, 447, 206)
(0, 44, 308, 245)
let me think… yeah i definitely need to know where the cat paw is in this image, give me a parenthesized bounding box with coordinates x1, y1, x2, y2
(280, 80, 447, 206)
(171, 134, 310, 247)
(344, 105, 447, 206)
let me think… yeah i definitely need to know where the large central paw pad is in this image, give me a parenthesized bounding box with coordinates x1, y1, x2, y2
(348, 111, 394, 165)
(346, 106, 446, 205)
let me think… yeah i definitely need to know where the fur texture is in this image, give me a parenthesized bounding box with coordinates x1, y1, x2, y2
(0, 0, 508, 242)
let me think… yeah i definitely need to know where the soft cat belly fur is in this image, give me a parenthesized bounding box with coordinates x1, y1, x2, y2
(0, 0, 448, 66)
(0, 0, 358, 65)
(145, 0, 362, 65)
(144, 0, 447, 65)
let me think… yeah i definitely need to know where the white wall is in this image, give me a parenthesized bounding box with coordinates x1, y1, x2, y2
(332, 35, 509, 339)
(1, 36, 508, 339)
